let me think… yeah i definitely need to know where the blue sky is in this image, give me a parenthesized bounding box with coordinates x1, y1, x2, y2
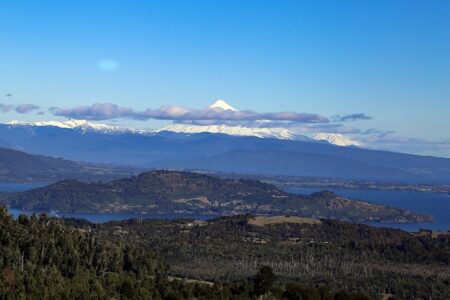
(0, 0, 449, 156)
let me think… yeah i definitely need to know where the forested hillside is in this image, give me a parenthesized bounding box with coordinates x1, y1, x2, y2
(1, 170, 431, 222)
(0, 207, 373, 299)
(93, 215, 450, 300)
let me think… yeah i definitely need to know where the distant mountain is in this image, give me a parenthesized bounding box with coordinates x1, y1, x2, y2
(1, 120, 450, 183)
(8, 118, 302, 141)
(154, 100, 304, 140)
(0, 147, 135, 183)
(5, 100, 358, 145)
(0, 170, 431, 222)
(208, 99, 238, 111)
(7, 119, 147, 135)
(8, 100, 305, 141)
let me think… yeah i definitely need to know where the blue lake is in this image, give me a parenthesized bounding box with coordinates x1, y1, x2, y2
(1, 183, 449, 231)
(287, 187, 450, 232)
(7, 208, 212, 223)
(0, 182, 47, 192)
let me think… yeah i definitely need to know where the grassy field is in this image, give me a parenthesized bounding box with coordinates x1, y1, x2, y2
(248, 215, 322, 226)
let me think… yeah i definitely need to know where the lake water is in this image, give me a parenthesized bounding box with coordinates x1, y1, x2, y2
(7, 208, 212, 223)
(1, 183, 449, 231)
(0, 182, 47, 192)
(287, 187, 450, 232)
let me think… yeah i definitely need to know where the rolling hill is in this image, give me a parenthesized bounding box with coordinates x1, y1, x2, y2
(0, 170, 432, 222)
(0, 146, 135, 183)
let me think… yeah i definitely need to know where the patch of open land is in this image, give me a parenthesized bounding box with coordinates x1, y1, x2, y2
(248, 215, 322, 226)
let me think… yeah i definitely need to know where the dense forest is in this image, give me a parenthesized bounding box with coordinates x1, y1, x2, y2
(87, 214, 450, 300)
(2, 206, 447, 299)
(0, 170, 431, 222)
(0, 207, 377, 299)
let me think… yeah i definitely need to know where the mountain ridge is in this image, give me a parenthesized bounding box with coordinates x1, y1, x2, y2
(5, 100, 348, 143)
(1, 122, 450, 183)
(0, 146, 136, 183)
(7, 119, 303, 141)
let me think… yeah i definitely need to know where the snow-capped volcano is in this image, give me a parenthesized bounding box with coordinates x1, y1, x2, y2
(156, 100, 301, 140)
(313, 133, 360, 146)
(209, 99, 238, 111)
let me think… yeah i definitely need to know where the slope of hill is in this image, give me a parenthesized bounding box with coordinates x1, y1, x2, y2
(0, 147, 135, 183)
(1, 170, 431, 222)
(154, 149, 414, 179)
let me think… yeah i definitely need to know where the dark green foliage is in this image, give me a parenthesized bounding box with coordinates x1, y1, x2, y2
(84, 214, 450, 300)
(0, 206, 160, 298)
(0, 206, 375, 299)
(254, 266, 276, 295)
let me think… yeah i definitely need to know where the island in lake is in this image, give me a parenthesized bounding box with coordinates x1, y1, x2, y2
(0, 170, 432, 223)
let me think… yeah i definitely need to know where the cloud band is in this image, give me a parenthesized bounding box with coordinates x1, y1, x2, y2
(51, 102, 330, 123)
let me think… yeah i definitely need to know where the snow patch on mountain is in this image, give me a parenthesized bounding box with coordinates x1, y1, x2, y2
(7, 119, 145, 134)
(7, 118, 300, 140)
(7, 119, 300, 140)
(156, 124, 297, 140)
(313, 133, 360, 146)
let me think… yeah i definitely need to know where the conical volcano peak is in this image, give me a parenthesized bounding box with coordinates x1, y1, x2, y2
(209, 99, 237, 111)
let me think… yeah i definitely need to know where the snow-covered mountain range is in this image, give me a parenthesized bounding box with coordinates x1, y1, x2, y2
(2, 112, 450, 183)
(7, 119, 142, 134)
(6, 100, 359, 146)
